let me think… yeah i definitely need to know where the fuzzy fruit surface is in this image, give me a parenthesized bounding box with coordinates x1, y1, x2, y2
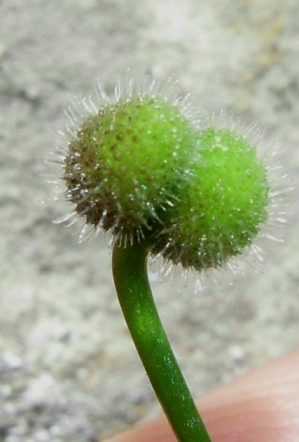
(154, 127, 269, 270)
(64, 96, 196, 237)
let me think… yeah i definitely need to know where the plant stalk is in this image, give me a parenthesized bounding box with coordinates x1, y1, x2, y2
(112, 240, 212, 442)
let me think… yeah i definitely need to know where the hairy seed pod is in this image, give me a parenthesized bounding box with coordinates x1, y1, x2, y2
(54, 73, 287, 282)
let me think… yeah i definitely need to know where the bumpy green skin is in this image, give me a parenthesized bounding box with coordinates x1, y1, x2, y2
(64, 96, 196, 237)
(153, 128, 269, 270)
(64, 93, 269, 269)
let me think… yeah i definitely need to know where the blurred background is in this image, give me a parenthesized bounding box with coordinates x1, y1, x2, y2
(0, 0, 298, 441)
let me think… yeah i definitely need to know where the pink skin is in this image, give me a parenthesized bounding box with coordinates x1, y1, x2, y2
(104, 351, 299, 442)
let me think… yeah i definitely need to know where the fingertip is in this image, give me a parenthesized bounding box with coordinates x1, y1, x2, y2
(199, 350, 299, 441)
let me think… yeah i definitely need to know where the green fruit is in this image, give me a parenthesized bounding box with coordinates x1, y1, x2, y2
(153, 127, 269, 270)
(63, 96, 196, 239)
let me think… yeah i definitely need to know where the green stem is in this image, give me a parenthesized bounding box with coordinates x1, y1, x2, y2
(112, 240, 212, 442)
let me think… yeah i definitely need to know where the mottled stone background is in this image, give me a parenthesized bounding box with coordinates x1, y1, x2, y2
(0, 1, 298, 441)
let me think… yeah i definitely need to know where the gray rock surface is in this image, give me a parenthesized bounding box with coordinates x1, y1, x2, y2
(0, 0, 298, 441)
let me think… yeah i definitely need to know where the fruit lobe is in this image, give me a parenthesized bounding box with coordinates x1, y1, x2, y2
(64, 96, 196, 238)
(153, 127, 269, 270)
